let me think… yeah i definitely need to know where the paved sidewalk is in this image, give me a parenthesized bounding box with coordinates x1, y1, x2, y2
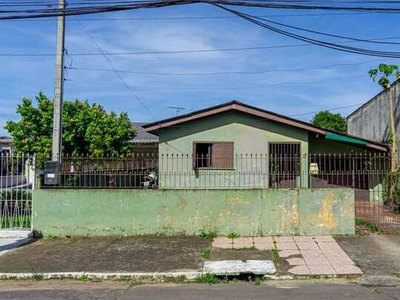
(335, 235, 400, 285)
(0, 235, 362, 279)
(213, 236, 362, 276)
(0, 237, 211, 274)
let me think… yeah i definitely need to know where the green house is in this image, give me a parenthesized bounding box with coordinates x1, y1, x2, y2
(143, 101, 388, 195)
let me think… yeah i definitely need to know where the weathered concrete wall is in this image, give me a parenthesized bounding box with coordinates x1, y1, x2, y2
(33, 188, 355, 237)
(298, 189, 354, 236)
(348, 80, 400, 147)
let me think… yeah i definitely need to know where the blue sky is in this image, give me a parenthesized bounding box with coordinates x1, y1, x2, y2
(1, 3, 400, 135)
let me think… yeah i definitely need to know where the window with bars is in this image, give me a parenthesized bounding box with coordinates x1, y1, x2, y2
(193, 142, 234, 169)
(269, 142, 301, 188)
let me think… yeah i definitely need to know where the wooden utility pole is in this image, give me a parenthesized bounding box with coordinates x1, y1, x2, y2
(387, 85, 398, 171)
(51, 0, 65, 162)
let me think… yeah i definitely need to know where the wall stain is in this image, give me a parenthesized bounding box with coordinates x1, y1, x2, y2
(317, 190, 338, 230)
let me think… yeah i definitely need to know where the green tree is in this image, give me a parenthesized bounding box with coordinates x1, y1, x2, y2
(5, 92, 136, 163)
(311, 110, 348, 133)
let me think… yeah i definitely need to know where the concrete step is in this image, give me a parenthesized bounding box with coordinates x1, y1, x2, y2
(0, 230, 33, 239)
(204, 260, 276, 276)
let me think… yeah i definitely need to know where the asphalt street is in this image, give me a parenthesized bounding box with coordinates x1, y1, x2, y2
(0, 281, 398, 300)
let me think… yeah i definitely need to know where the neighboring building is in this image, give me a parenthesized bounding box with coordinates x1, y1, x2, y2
(131, 122, 158, 153)
(347, 79, 400, 147)
(0, 136, 12, 151)
(143, 101, 388, 192)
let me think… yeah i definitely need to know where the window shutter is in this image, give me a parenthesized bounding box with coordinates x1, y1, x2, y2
(212, 142, 234, 169)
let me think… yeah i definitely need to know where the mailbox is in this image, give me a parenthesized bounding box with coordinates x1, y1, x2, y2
(44, 161, 60, 185)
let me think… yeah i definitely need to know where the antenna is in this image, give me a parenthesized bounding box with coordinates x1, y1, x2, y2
(168, 106, 186, 116)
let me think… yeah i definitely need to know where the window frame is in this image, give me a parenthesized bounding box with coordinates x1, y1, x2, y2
(192, 141, 234, 170)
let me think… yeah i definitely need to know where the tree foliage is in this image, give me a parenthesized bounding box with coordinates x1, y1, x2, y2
(368, 63, 400, 89)
(5, 93, 136, 161)
(311, 110, 348, 133)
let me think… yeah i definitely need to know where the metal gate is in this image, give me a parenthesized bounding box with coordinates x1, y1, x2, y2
(0, 153, 34, 230)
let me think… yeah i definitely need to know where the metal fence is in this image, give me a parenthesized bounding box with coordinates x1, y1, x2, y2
(48, 153, 158, 189)
(45, 152, 390, 190)
(39, 152, 400, 232)
(0, 153, 34, 230)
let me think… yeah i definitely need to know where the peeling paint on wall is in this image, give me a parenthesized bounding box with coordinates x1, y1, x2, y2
(33, 188, 355, 237)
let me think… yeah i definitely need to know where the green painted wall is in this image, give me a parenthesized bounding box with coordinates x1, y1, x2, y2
(298, 189, 355, 235)
(33, 188, 355, 237)
(158, 111, 309, 189)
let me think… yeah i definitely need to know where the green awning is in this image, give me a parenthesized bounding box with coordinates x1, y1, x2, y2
(325, 132, 367, 146)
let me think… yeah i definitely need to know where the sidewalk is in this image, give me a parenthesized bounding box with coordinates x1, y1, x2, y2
(0, 236, 210, 275)
(335, 235, 400, 286)
(212, 236, 362, 276)
(0, 235, 363, 279)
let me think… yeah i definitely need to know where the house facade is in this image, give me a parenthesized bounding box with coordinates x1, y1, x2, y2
(144, 101, 388, 194)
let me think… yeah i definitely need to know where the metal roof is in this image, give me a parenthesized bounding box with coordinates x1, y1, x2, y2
(0, 136, 11, 144)
(132, 123, 159, 144)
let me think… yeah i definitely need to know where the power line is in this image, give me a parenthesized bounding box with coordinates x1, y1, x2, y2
(5, 11, 399, 21)
(250, 15, 400, 45)
(3, 0, 400, 20)
(74, 16, 156, 121)
(289, 103, 363, 117)
(2, 36, 400, 57)
(213, 4, 400, 58)
(65, 58, 393, 76)
(65, 73, 366, 90)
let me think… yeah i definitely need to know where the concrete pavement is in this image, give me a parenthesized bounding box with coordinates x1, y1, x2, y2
(0, 236, 210, 274)
(335, 235, 400, 286)
(0, 235, 398, 282)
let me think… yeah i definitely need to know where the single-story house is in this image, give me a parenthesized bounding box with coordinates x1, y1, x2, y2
(143, 101, 389, 195)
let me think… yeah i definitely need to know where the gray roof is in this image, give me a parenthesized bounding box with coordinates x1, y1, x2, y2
(132, 123, 159, 144)
(0, 136, 11, 144)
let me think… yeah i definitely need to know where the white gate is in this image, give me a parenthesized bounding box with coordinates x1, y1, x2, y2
(0, 153, 34, 230)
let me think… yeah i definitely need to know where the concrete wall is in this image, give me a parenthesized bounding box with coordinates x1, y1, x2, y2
(33, 188, 355, 237)
(348, 80, 400, 148)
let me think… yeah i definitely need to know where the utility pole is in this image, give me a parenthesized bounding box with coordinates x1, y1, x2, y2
(51, 0, 65, 162)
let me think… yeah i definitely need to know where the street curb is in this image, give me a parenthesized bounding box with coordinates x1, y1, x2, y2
(0, 272, 364, 281)
(0, 271, 203, 280)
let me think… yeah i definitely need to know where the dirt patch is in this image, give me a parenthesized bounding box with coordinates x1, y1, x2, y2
(274, 254, 300, 277)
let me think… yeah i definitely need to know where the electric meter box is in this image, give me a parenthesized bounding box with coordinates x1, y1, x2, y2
(44, 161, 60, 185)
